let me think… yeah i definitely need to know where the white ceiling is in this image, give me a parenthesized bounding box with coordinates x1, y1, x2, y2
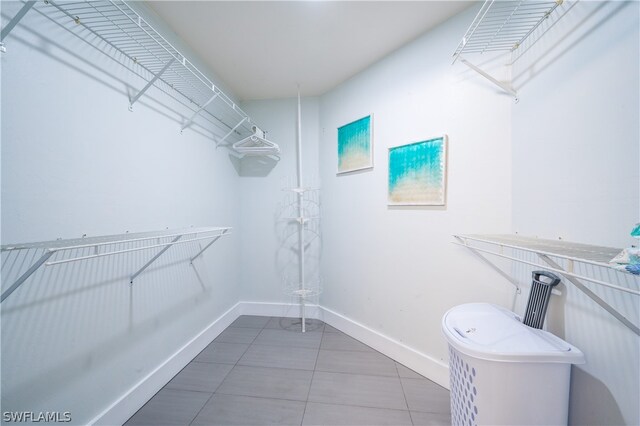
(147, 1, 474, 101)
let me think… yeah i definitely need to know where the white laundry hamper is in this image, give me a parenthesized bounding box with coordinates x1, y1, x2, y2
(442, 303, 585, 426)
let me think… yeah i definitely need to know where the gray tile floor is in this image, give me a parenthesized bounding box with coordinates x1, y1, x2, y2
(125, 316, 451, 425)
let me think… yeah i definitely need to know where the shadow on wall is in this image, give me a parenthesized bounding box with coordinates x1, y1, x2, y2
(228, 154, 279, 177)
(569, 366, 625, 426)
(512, 1, 632, 90)
(0, 240, 223, 419)
(1, 6, 251, 159)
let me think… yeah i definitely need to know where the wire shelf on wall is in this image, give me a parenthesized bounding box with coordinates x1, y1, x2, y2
(1, 0, 264, 146)
(1, 226, 231, 303)
(453, 234, 640, 336)
(452, 0, 566, 100)
(453, 0, 564, 60)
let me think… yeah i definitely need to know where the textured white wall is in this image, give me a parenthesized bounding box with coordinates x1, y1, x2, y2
(1, 2, 241, 424)
(318, 5, 514, 372)
(510, 2, 640, 425)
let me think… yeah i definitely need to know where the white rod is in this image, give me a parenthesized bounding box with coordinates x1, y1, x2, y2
(460, 59, 518, 97)
(297, 87, 306, 333)
(452, 241, 640, 296)
(46, 234, 230, 266)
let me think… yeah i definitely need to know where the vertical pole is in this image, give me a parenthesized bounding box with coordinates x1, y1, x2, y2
(297, 88, 305, 333)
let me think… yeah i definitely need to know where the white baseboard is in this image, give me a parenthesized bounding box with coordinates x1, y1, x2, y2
(90, 302, 242, 426)
(238, 300, 320, 319)
(91, 301, 449, 425)
(239, 302, 450, 388)
(318, 306, 450, 389)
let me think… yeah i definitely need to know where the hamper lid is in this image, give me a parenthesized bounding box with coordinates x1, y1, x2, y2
(442, 303, 585, 363)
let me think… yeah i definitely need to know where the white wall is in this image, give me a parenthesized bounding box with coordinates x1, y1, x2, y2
(510, 2, 640, 425)
(316, 1, 638, 424)
(318, 5, 514, 381)
(2, 1, 638, 425)
(238, 98, 321, 310)
(1, 3, 241, 424)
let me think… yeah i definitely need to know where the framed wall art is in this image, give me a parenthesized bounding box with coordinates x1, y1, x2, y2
(337, 114, 373, 174)
(388, 135, 447, 206)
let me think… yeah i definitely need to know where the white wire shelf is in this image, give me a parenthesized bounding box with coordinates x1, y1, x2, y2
(1, 226, 231, 302)
(452, 0, 565, 100)
(1, 0, 264, 145)
(455, 234, 624, 271)
(453, 0, 563, 61)
(453, 233, 639, 335)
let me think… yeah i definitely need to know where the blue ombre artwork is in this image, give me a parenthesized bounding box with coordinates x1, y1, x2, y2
(337, 115, 373, 174)
(388, 136, 447, 205)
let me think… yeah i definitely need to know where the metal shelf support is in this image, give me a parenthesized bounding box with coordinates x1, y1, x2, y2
(453, 235, 521, 294)
(189, 229, 229, 263)
(538, 254, 640, 336)
(129, 58, 176, 111)
(130, 235, 181, 283)
(181, 93, 219, 133)
(0, 0, 37, 53)
(460, 58, 518, 101)
(218, 117, 247, 146)
(0, 251, 53, 303)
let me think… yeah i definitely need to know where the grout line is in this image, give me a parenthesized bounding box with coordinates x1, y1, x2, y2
(188, 316, 264, 425)
(162, 387, 216, 395)
(301, 321, 326, 426)
(396, 362, 416, 426)
(212, 390, 308, 404)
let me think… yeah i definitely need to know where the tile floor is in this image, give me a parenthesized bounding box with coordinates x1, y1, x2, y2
(125, 316, 451, 425)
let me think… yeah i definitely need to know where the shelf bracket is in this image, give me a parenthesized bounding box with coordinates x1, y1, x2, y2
(537, 254, 640, 336)
(189, 229, 228, 264)
(130, 235, 181, 284)
(0, 0, 37, 53)
(181, 93, 219, 133)
(217, 117, 247, 146)
(129, 58, 176, 111)
(454, 236, 521, 294)
(461, 58, 518, 102)
(1, 251, 54, 303)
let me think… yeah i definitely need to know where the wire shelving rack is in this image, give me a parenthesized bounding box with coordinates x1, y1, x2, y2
(452, 0, 566, 100)
(1, 0, 263, 146)
(1, 226, 231, 303)
(453, 234, 640, 336)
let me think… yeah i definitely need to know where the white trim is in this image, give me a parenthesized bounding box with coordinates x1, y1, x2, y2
(318, 306, 450, 389)
(90, 302, 242, 426)
(90, 301, 449, 425)
(238, 300, 320, 319)
(239, 302, 450, 388)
